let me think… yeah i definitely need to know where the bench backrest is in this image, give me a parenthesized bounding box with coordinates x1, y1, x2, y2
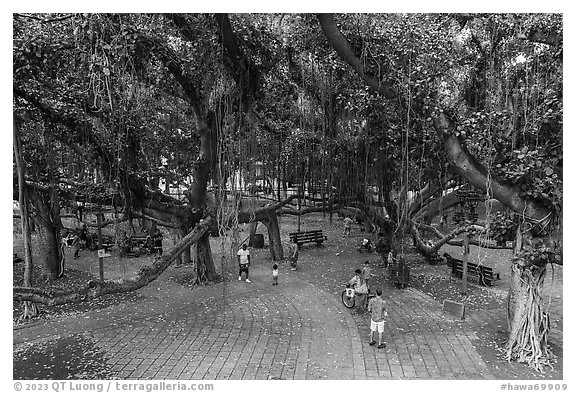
(290, 230, 323, 236)
(453, 259, 494, 275)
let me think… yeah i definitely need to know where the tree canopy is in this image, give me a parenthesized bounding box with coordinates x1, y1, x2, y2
(13, 13, 562, 369)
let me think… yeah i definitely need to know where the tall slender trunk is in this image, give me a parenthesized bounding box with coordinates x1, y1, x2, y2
(13, 116, 38, 318)
(183, 108, 218, 276)
(28, 188, 63, 281)
(37, 215, 62, 280)
(248, 221, 258, 246)
(264, 212, 283, 261)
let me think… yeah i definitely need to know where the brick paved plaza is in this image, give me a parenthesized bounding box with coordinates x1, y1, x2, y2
(13, 227, 563, 381)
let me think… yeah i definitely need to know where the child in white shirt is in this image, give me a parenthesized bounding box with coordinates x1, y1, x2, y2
(272, 263, 279, 286)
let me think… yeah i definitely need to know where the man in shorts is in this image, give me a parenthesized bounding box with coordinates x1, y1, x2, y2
(367, 288, 387, 348)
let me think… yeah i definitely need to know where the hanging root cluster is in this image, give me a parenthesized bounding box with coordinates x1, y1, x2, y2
(18, 301, 39, 322)
(505, 264, 557, 372)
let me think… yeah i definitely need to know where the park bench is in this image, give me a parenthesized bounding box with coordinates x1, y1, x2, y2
(61, 231, 113, 251)
(120, 234, 152, 257)
(13, 253, 23, 264)
(289, 230, 327, 247)
(129, 234, 151, 248)
(445, 253, 501, 286)
(85, 234, 115, 252)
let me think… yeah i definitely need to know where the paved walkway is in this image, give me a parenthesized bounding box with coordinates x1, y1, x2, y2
(14, 262, 504, 380)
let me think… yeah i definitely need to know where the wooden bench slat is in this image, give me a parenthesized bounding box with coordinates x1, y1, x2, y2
(448, 255, 500, 286)
(289, 230, 327, 246)
(290, 234, 326, 238)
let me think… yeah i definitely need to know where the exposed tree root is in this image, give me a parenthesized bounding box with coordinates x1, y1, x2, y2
(18, 301, 39, 322)
(505, 263, 557, 372)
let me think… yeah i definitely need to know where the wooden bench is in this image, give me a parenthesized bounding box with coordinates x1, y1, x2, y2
(129, 234, 151, 248)
(446, 253, 501, 286)
(289, 230, 327, 247)
(87, 234, 115, 252)
(13, 253, 24, 264)
(120, 234, 152, 257)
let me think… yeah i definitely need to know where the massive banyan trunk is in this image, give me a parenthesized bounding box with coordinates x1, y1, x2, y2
(262, 211, 283, 261)
(435, 115, 559, 370)
(183, 109, 219, 279)
(196, 232, 216, 282)
(505, 224, 557, 370)
(28, 187, 64, 280)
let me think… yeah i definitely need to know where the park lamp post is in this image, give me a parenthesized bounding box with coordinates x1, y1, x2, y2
(453, 184, 482, 295)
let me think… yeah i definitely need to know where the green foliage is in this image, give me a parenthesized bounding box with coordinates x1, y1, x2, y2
(13, 13, 562, 228)
(488, 211, 518, 245)
(495, 146, 562, 212)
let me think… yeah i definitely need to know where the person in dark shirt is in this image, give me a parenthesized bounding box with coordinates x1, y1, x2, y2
(153, 228, 164, 256)
(79, 224, 89, 249)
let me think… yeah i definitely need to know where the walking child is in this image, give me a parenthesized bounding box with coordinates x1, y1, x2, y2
(272, 263, 279, 285)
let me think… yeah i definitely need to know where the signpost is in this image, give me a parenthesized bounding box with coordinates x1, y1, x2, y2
(454, 184, 482, 295)
(95, 210, 111, 280)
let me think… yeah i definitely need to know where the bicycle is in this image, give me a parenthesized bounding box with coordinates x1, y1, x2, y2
(341, 284, 375, 308)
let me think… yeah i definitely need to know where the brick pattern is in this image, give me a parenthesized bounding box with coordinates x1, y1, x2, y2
(13, 261, 562, 380)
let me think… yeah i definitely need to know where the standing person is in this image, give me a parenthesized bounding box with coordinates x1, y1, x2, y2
(343, 216, 353, 236)
(288, 242, 299, 271)
(439, 214, 448, 228)
(375, 233, 391, 267)
(349, 268, 368, 313)
(237, 243, 251, 283)
(368, 288, 388, 348)
(79, 224, 88, 249)
(153, 228, 164, 256)
(361, 261, 374, 293)
(72, 231, 81, 259)
(272, 263, 279, 285)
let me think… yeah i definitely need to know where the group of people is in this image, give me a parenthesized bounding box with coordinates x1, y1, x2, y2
(348, 261, 388, 348)
(348, 261, 374, 310)
(236, 240, 297, 285)
(237, 231, 389, 348)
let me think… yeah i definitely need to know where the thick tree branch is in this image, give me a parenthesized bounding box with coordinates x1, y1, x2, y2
(433, 113, 552, 227)
(410, 220, 468, 254)
(446, 238, 513, 250)
(317, 14, 397, 100)
(317, 15, 554, 239)
(412, 190, 462, 222)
